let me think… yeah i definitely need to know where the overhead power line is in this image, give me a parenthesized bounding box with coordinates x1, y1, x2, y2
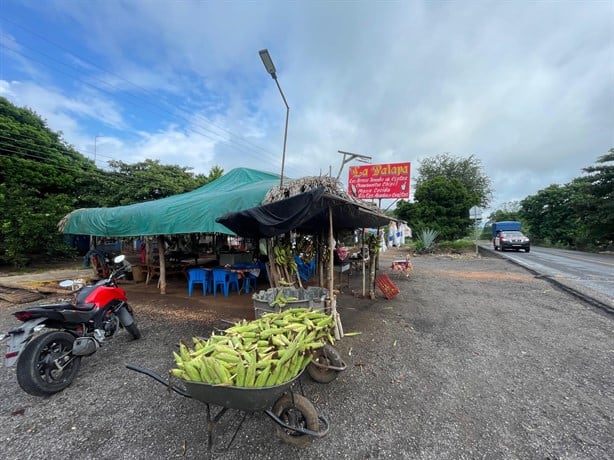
(0, 16, 281, 168)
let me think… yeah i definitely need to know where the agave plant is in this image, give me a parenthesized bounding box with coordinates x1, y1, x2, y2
(417, 228, 439, 253)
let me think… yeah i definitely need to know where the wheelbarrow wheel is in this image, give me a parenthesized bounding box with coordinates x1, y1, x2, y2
(272, 393, 319, 447)
(307, 343, 342, 383)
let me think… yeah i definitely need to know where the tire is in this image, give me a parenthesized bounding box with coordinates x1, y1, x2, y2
(125, 318, 141, 340)
(525, 247, 530, 253)
(117, 306, 141, 339)
(272, 393, 319, 447)
(16, 331, 81, 396)
(307, 344, 343, 384)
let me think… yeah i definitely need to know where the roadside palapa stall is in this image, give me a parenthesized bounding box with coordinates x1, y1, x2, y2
(216, 175, 393, 340)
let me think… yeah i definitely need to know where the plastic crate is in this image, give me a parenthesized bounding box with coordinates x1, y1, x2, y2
(252, 287, 328, 318)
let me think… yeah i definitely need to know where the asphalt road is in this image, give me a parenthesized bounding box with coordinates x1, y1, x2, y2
(479, 244, 614, 313)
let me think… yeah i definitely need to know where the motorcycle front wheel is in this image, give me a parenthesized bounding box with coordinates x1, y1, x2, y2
(16, 331, 81, 396)
(117, 306, 141, 340)
(125, 320, 141, 340)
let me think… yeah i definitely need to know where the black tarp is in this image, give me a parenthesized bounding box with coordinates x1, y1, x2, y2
(215, 187, 391, 238)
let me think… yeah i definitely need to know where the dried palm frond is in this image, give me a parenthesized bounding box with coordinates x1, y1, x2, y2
(263, 174, 369, 206)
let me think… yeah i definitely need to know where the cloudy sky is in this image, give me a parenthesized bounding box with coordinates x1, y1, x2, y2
(1, 0, 612, 216)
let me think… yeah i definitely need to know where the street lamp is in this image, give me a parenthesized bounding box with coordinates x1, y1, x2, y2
(94, 135, 102, 164)
(259, 49, 289, 188)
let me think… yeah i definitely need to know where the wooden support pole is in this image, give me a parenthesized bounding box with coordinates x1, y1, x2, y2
(157, 235, 167, 294)
(328, 208, 343, 339)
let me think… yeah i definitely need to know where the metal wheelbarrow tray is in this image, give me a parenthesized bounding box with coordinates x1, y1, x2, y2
(126, 364, 330, 452)
(182, 373, 299, 410)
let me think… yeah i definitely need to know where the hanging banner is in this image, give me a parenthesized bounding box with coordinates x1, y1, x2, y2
(347, 162, 411, 199)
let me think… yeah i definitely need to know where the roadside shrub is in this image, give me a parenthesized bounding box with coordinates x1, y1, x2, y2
(415, 228, 439, 253)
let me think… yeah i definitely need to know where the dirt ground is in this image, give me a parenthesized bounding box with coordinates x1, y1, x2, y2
(1, 248, 613, 459)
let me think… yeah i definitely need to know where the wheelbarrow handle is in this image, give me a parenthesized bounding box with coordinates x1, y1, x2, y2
(309, 358, 347, 372)
(126, 363, 191, 398)
(263, 410, 330, 438)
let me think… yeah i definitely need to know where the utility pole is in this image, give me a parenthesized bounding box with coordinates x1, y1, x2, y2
(94, 135, 102, 164)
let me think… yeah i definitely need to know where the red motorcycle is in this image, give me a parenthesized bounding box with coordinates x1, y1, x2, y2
(1, 255, 141, 396)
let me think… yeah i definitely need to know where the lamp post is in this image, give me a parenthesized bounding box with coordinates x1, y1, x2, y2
(94, 135, 102, 164)
(259, 49, 289, 188)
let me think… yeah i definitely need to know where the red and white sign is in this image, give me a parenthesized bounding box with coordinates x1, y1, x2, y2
(347, 162, 411, 199)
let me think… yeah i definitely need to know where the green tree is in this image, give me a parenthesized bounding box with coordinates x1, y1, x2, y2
(415, 153, 493, 207)
(488, 201, 522, 223)
(0, 97, 100, 266)
(397, 177, 474, 241)
(0, 96, 225, 266)
(576, 150, 614, 246)
(394, 200, 417, 226)
(105, 159, 215, 205)
(519, 151, 613, 250)
(520, 183, 581, 247)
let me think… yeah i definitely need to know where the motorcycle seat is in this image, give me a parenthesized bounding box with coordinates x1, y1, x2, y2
(37, 302, 76, 310)
(37, 302, 95, 311)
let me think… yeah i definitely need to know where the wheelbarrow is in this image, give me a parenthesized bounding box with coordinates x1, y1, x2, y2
(126, 364, 330, 453)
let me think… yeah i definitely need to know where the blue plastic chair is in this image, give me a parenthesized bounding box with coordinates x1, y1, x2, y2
(187, 268, 208, 296)
(228, 271, 240, 294)
(212, 269, 239, 297)
(243, 272, 258, 294)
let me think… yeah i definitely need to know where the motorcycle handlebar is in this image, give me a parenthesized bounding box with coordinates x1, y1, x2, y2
(96, 256, 132, 286)
(108, 265, 130, 283)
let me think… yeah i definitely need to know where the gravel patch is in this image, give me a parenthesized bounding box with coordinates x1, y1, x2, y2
(1, 249, 612, 459)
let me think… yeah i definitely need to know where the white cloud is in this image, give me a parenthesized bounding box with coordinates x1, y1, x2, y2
(0, 0, 611, 211)
(0, 80, 125, 130)
(135, 128, 216, 170)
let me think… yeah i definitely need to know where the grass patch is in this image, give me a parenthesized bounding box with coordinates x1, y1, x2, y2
(438, 239, 476, 251)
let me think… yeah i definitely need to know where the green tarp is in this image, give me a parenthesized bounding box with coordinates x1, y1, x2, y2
(59, 168, 281, 237)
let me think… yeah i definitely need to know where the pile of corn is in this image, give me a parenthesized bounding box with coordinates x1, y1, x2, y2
(171, 308, 335, 387)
